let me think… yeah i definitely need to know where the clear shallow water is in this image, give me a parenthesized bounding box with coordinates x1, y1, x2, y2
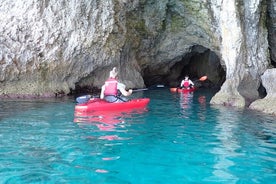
(0, 89, 275, 184)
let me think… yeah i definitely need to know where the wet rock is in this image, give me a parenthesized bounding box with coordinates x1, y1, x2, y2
(249, 69, 276, 115)
(210, 79, 246, 108)
(267, 0, 276, 67)
(210, 0, 269, 108)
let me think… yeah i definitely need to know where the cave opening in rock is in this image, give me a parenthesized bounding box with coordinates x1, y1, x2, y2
(143, 45, 226, 89)
(271, 57, 276, 68)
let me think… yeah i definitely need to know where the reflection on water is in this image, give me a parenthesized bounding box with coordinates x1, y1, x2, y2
(74, 111, 125, 131)
(209, 106, 276, 182)
(74, 109, 148, 140)
(211, 107, 241, 182)
(179, 92, 194, 119)
(197, 95, 207, 121)
(178, 92, 208, 121)
(179, 92, 194, 110)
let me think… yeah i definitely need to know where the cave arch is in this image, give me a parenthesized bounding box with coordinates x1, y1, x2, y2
(143, 45, 226, 89)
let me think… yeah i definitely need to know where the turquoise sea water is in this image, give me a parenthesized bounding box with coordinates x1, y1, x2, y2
(0, 88, 275, 184)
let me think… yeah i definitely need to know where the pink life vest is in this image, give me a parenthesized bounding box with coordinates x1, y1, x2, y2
(104, 78, 118, 96)
(183, 80, 190, 87)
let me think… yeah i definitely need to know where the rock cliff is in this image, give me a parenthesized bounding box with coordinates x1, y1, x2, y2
(249, 68, 276, 115)
(0, 0, 275, 114)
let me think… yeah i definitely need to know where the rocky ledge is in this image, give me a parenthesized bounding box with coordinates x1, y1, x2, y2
(249, 69, 276, 116)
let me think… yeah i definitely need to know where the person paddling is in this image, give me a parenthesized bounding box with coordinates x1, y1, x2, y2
(100, 67, 133, 102)
(180, 76, 194, 89)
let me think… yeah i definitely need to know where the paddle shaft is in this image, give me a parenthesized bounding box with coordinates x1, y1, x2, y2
(132, 88, 148, 92)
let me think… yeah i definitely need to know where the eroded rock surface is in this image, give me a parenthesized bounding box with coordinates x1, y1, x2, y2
(0, 0, 143, 97)
(268, 0, 276, 67)
(249, 69, 276, 115)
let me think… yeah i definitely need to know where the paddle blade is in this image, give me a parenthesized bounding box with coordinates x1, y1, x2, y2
(199, 76, 207, 81)
(76, 95, 91, 104)
(170, 88, 178, 92)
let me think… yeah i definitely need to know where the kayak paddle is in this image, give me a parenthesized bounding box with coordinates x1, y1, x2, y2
(132, 84, 165, 92)
(132, 88, 148, 92)
(198, 75, 208, 81)
(76, 95, 92, 104)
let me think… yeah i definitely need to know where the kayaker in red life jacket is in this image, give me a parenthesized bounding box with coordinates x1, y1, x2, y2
(100, 67, 133, 102)
(180, 76, 194, 89)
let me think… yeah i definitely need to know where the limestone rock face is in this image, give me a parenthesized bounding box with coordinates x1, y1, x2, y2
(249, 69, 276, 115)
(210, 0, 269, 106)
(268, 0, 276, 66)
(0, 0, 143, 97)
(0, 0, 274, 116)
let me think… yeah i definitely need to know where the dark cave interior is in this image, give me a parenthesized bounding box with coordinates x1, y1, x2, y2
(143, 46, 226, 89)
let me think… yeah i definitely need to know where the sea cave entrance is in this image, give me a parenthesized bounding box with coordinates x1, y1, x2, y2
(143, 45, 226, 89)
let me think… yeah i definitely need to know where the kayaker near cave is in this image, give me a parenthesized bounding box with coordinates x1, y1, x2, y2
(100, 67, 133, 102)
(180, 76, 194, 89)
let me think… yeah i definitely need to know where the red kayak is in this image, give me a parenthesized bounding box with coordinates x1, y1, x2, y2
(170, 87, 196, 93)
(75, 98, 150, 115)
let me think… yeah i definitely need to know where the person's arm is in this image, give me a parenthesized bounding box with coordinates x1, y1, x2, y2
(118, 83, 132, 96)
(100, 85, 105, 99)
(180, 80, 184, 87)
(120, 88, 133, 96)
(189, 80, 194, 86)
